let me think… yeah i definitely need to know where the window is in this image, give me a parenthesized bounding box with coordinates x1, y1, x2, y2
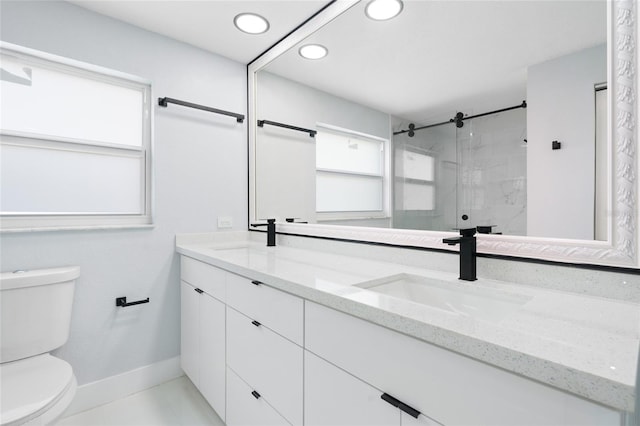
(395, 148, 436, 210)
(0, 43, 152, 230)
(315, 125, 387, 216)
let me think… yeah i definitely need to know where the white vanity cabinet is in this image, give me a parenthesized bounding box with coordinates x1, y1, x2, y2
(180, 255, 304, 426)
(179, 252, 626, 426)
(305, 301, 622, 426)
(180, 257, 226, 420)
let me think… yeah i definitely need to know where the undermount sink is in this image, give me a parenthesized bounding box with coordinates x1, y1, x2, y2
(354, 273, 532, 323)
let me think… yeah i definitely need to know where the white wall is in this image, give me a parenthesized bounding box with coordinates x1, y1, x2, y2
(527, 44, 606, 239)
(256, 71, 390, 224)
(0, 1, 247, 385)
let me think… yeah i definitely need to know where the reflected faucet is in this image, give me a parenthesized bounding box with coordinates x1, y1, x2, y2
(250, 219, 276, 247)
(443, 228, 477, 281)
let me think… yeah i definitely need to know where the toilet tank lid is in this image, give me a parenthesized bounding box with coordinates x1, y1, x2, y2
(1, 266, 80, 291)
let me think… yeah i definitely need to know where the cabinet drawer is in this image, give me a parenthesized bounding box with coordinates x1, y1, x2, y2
(305, 350, 398, 426)
(226, 272, 303, 345)
(227, 307, 303, 425)
(305, 302, 620, 426)
(226, 367, 290, 426)
(181, 256, 226, 302)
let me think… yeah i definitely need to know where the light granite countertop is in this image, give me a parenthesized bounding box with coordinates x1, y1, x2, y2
(176, 232, 639, 412)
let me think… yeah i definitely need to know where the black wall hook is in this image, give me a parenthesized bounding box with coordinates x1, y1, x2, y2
(115, 296, 150, 307)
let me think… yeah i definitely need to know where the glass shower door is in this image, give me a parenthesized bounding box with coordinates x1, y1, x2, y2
(393, 122, 456, 231)
(455, 108, 527, 235)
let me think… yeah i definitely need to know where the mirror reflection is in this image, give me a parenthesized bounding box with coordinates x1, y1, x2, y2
(255, 0, 607, 240)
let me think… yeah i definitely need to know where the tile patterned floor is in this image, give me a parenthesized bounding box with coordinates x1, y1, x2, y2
(58, 376, 224, 426)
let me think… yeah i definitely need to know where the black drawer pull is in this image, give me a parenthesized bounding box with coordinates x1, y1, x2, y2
(381, 393, 420, 419)
(251, 320, 261, 327)
(194, 288, 204, 294)
(251, 390, 261, 399)
(251, 280, 262, 286)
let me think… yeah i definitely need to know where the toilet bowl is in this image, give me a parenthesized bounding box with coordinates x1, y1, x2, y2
(0, 267, 80, 426)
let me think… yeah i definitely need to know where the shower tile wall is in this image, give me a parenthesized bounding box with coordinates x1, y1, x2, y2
(393, 108, 527, 235)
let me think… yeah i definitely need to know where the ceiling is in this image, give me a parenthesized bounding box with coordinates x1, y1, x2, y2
(263, 1, 607, 123)
(67, 0, 607, 123)
(67, 0, 331, 64)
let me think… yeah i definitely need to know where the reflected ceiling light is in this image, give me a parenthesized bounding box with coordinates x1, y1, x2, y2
(365, 0, 403, 21)
(299, 44, 328, 60)
(234, 13, 270, 34)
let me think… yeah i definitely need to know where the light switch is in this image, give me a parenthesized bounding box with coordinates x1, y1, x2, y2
(217, 216, 233, 229)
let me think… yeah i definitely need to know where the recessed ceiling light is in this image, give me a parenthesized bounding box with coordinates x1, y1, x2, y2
(234, 13, 270, 35)
(365, 0, 403, 21)
(298, 44, 328, 60)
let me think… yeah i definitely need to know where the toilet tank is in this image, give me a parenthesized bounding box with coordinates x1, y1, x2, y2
(0, 266, 80, 363)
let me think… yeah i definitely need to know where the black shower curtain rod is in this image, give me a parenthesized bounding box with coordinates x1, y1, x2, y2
(394, 100, 527, 137)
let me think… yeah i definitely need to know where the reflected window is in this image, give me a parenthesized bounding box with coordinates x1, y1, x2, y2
(316, 127, 386, 214)
(395, 149, 436, 210)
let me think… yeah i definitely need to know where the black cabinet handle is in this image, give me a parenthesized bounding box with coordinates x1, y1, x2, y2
(381, 393, 421, 419)
(251, 390, 261, 399)
(251, 320, 261, 327)
(194, 288, 204, 294)
(251, 280, 262, 286)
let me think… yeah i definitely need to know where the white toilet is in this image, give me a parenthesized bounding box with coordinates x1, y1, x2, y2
(0, 267, 80, 426)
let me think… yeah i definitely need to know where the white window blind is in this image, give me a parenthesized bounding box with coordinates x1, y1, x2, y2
(0, 43, 152, 230)
(316, 127, 386, 214)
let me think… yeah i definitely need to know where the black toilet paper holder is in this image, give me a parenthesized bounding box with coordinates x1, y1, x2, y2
(115, 296, 150, 307)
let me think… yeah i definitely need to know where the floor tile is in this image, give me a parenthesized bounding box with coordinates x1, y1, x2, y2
(58, 376, 224, 426)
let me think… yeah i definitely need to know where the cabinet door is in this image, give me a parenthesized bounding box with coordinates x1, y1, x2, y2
(199, 293, 226, 421)
(180, 281, 200, 386)
(305, 350, 399, 426)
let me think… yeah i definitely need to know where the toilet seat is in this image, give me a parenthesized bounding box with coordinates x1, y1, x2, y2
(1, 354, 77, 426)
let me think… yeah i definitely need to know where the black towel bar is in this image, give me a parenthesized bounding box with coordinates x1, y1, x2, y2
(158, 97, 245, 123)
(257, 119, 316, 137)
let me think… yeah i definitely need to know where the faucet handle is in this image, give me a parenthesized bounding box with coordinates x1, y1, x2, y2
(285, 218, 308, 223)
(459, 228, 476, 237)
(476, 225, 498, 234)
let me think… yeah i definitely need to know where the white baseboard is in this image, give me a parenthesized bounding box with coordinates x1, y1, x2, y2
(63, 356, 183, 417)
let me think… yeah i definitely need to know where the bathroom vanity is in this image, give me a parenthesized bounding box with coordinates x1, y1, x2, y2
(176, 232, 639, 426)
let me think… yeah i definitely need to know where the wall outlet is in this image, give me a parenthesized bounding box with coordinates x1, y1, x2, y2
(217, 216, 233, 229)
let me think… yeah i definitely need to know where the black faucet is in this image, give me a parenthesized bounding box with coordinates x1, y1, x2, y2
(250, 219, 276, 246)
(443, 228, 477, 281)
